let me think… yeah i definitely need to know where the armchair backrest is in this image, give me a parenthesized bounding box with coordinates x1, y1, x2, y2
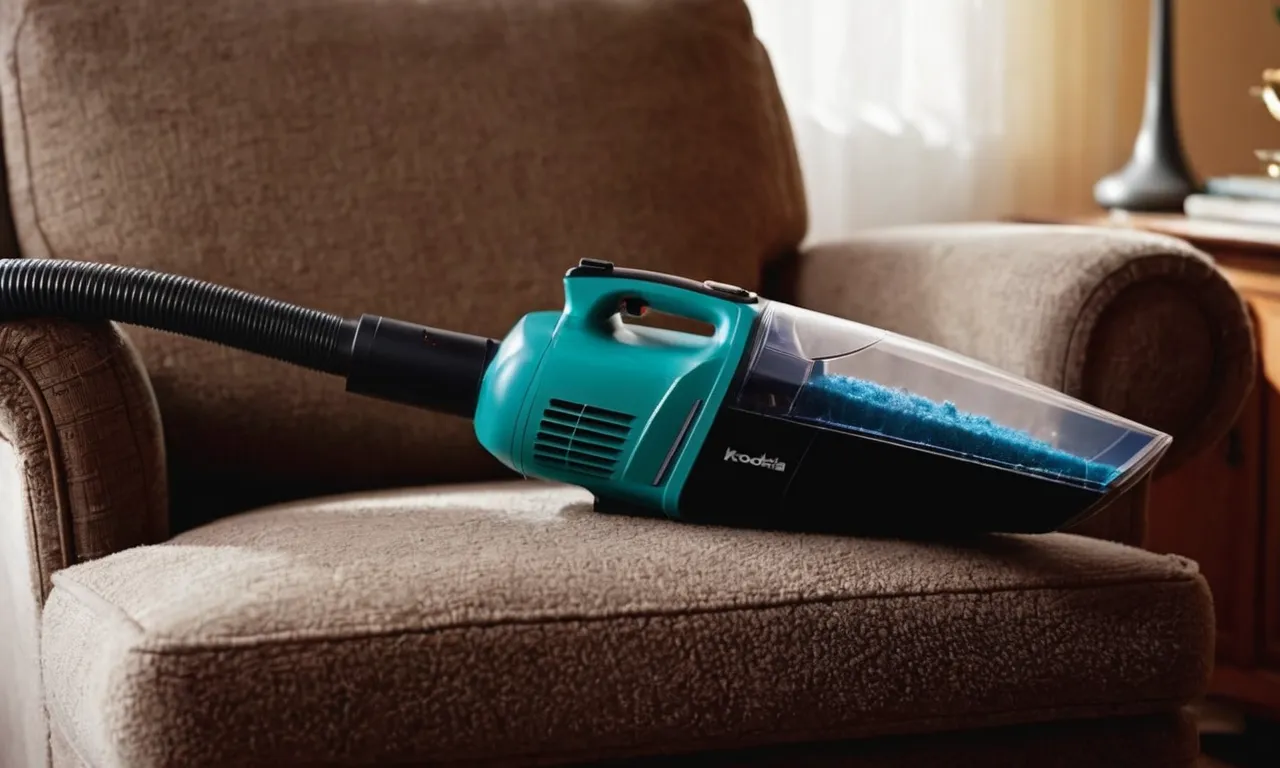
(0, 0, 807, 525)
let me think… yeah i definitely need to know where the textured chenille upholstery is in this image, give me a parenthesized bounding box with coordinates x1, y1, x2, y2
(0, 0, 1254, 766)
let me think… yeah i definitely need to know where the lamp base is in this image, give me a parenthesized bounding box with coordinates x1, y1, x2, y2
(1093, 0, 1197, 214)
(1093, 156, 1199, 212)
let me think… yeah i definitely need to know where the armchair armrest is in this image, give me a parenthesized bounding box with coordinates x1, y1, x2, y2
(0, 318, 166, 767)
(0, 318, 167, 598)
(763, 223, 1256, 543)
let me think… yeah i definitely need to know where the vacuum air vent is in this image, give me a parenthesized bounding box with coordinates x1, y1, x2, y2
(532, 399, 635, 478)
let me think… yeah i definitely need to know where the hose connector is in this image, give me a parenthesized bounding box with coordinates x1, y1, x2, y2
(344, 314, 499, 419)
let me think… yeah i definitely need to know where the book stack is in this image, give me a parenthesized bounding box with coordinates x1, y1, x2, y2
(1184, 176, 1280, 227)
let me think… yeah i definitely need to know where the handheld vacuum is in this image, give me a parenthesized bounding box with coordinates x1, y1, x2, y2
(0, 257, 1171, 537)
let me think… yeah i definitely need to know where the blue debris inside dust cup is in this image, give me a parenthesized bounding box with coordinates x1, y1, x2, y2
(791, 374, 1121, 487)
(754, 310, 1123, 488)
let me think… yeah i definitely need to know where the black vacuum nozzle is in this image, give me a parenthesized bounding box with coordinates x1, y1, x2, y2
(342, 314, 498, 419)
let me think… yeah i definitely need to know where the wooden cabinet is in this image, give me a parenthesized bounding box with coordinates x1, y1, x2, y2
(1256, 297, 1280, 677)
(1169, 259, 1280, 716)
(1144, 253, 1280, 716)
(1146, 361, 1262, 670)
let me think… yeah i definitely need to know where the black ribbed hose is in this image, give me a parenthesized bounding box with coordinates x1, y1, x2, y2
(0, 258, 356, 374)
(0, 259, 499, 418)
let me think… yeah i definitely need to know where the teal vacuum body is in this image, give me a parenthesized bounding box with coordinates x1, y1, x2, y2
(0, 257, 1172, 537)
(471, 259, 1171, 536)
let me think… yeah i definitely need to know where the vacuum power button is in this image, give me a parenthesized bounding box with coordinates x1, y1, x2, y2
(704, 280, 751, 297)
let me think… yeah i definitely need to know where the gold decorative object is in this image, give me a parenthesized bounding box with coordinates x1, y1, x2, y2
(1250, 70, 1280, 175)
(1256, 150, 1280, 178)
(1250, 70, 1280, 120)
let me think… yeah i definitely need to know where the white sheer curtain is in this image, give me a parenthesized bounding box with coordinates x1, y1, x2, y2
(745, 0, 1133, 244)
(745, 0, 1013, 243)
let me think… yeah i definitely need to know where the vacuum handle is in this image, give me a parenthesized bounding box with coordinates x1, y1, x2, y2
(562, 259, 757, 339)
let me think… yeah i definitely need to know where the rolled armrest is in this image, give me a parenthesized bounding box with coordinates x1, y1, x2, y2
(767, 223, 1256, 474)
(0, 318, 167, 601)
(0, 318, 167, 766)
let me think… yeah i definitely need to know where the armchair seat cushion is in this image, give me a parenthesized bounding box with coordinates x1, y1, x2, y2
(41, 481, 1213, 767)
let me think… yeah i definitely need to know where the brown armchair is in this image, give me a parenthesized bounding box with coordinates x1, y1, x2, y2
(0, 0, 1253, 766)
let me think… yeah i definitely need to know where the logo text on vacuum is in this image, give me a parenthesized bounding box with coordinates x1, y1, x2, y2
(723, 448, 786, 472)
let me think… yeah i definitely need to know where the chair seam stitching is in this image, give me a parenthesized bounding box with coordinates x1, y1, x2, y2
(53, 576, 146, 640)
(123, 573, 1205, 655)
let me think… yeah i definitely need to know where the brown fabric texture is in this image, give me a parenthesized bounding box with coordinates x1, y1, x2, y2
(0, 317, 167, 768)
(45, 714, 1201, 768)
(41, 481, 1214, 767)
(591, 711, 1200, 768)
(775, 223, 1256, 476)
(0, 0, 807, 526)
